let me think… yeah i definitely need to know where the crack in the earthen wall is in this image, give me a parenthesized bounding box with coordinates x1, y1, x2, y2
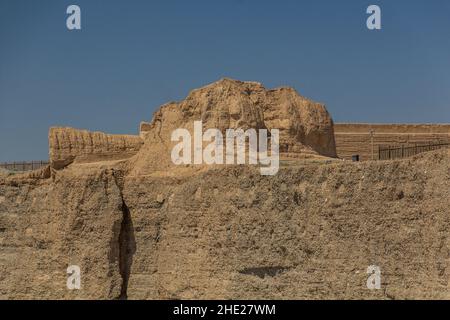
(111, 170, 136, 300)
(118, 199, 135, 299)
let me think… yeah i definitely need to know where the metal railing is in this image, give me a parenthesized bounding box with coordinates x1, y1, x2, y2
(378, 142, 450, 160)
(0, 161, 49, 172)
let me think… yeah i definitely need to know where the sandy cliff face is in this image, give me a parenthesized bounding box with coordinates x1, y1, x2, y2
(0, 166, 125, 299)
(122, 150, 450, 299)
(0, 150, 449, 299)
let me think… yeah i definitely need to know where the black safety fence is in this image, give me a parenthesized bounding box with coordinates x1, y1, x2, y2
(378, 142, 450, 160)
(0, 160, 49, 172)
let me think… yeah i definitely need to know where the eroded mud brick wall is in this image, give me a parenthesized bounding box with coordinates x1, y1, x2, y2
(334, 123, 450, 161)
(49, 127, 143, 169)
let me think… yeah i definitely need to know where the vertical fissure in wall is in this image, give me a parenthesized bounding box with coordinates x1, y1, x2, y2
(118, 199, 136, 300)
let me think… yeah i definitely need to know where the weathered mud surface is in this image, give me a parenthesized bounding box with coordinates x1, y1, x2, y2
(1, 150, 448, 299)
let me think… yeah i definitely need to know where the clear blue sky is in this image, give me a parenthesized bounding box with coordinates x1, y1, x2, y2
(1, 0, 450, 161)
